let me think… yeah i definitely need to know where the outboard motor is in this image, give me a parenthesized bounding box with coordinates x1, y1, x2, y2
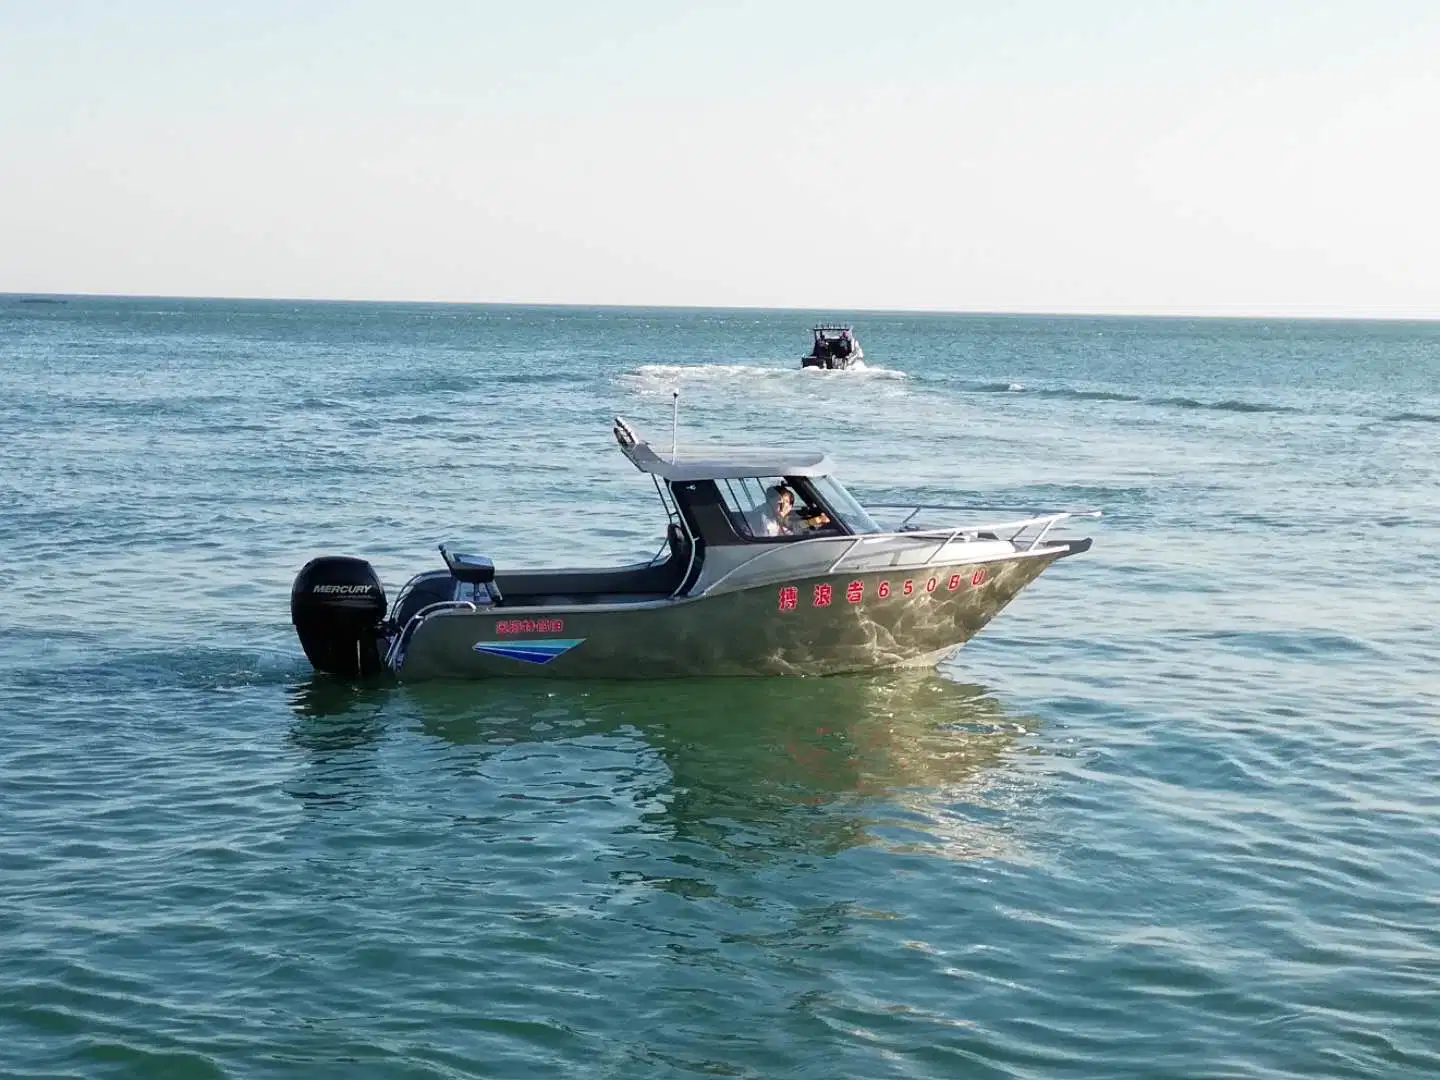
(290, 556, 388, 678)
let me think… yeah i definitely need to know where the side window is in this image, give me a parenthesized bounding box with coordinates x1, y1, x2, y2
(716, 477, 783, 539)
(715, 477, 837, 541)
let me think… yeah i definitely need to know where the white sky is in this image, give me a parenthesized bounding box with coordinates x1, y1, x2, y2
(2, 1, 1437, 316)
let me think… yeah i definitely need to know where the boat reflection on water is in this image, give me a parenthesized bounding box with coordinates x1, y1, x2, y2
(285, 672, 1041, 861)
(283, 677, 391, 811)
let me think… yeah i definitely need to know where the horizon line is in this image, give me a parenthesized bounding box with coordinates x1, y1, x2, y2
(3, 289, 1438, 323)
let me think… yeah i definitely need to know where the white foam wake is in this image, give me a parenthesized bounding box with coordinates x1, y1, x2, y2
(622, 361, 907, 395)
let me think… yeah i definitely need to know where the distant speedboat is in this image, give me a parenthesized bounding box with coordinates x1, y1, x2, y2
(801, 325, 863, 370)
(290, 414, 1098, 681)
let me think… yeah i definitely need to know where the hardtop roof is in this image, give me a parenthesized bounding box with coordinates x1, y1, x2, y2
(613, 418, 834, 482)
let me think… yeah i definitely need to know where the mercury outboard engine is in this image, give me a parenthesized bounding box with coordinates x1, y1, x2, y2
(290, 556, 389, 678)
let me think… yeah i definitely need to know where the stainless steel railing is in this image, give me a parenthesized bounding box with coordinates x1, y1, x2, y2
(701, 508, 1100, 595)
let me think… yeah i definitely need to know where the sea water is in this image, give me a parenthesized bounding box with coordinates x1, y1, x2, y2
(1, 297, 1437, 1078)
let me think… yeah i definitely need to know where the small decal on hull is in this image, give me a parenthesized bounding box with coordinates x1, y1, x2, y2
(495, 618, 564, 635)
(473, 638, 586, 664)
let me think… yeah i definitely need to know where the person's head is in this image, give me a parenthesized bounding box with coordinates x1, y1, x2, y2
(767, 484, 794, 515)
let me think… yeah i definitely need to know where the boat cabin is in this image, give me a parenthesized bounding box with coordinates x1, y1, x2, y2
(614, 417, 879, 564)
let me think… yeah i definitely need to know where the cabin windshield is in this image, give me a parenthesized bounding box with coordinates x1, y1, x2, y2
(707, 474, 880, 540)
(807, 475, 881, 534)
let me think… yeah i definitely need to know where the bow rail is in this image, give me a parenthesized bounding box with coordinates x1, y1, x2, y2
(699, 508, 1100, 595)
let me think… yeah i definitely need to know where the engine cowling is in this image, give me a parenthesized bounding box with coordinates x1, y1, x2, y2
(290, 556, 388, 678)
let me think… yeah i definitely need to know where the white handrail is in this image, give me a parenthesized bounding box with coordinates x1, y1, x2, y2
(868, 503, 1103, 524)
(865, 510, 1102, 547)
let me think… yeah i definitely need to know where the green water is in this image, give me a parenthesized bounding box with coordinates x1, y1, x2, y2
(2, 297, 1437, 1077)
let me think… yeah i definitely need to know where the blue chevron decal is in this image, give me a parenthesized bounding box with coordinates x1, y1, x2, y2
(472, 638, 586, 664)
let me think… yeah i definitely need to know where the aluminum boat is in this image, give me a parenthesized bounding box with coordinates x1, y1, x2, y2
(290, 417, 1098, 681)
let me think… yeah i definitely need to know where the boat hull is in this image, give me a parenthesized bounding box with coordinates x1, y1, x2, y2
(394, 550, 1070, 681)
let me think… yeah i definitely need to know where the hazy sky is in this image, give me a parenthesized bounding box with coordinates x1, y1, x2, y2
(2, 1, 1437, 315)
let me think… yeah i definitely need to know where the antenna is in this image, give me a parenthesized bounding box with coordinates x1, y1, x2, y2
(670, 389, 680, 462)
